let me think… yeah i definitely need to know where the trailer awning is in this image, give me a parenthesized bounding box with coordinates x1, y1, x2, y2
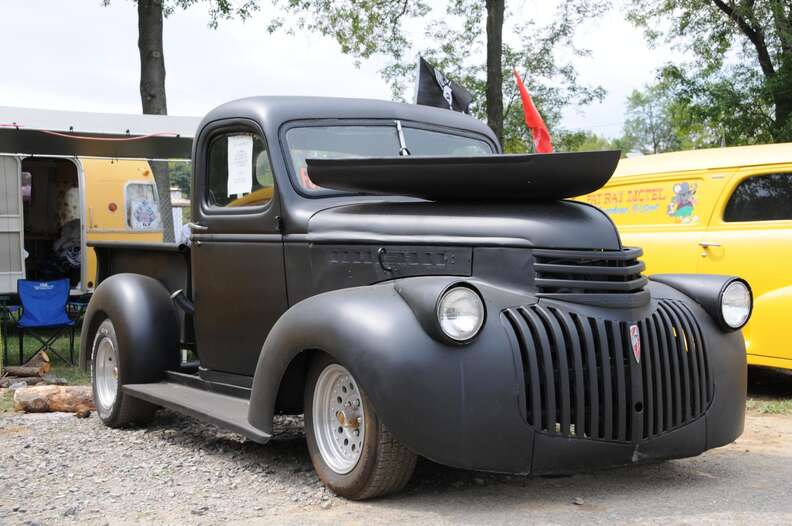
(0, 106, 200, 160)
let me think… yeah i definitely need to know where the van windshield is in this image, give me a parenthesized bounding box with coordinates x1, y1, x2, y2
(285, 124, 494, 194)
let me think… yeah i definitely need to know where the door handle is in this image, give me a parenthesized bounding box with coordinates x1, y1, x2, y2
(186, 222, 208, 232)
(698, 241, 721, 248)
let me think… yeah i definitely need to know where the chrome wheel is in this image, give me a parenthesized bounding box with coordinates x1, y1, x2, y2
(312, 363, 365, 474)
(93, 326, 119, 411)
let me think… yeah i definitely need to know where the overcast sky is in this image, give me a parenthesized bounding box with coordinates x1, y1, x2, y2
(0, 1, 673, 138)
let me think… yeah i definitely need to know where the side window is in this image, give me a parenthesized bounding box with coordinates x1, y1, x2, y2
(125, 182, 162, 231)
(206, 132, 273, 208)
(723, 173, 792, 222)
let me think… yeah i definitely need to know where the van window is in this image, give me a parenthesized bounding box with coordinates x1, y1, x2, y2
(126, 183, 162, 231)
(723, 173, 792, 222)
(206, 133, 273, 208)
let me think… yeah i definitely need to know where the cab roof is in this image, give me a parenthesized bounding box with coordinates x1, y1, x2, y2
(200, 96, 500, 149)
(613, 142, 792, 178)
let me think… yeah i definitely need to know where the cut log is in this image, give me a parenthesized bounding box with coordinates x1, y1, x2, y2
(1, 351, 52, 378)
(13, 385, 95, 413)
(23, 350, 51, 373)
(3, 366, 46, 378)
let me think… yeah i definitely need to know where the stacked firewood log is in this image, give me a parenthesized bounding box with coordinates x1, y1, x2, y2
(0, 351, 95, 415)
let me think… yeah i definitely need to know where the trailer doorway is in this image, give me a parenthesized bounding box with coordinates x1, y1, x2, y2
(19, 157, 85, 290)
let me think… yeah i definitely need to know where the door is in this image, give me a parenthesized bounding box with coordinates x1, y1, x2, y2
(0, 156, 25, 293)
(698, 167, 792, 365)
(190, 121, 288, 377)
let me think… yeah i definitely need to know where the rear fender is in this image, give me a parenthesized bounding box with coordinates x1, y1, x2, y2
(79, 273, 180, 382)
(248, 278, 533, 472)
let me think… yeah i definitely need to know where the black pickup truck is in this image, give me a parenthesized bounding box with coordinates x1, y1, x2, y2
(81, 96, 750, 499)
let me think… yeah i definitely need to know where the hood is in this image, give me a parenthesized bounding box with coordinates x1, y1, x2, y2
(306, 200, 621, 250)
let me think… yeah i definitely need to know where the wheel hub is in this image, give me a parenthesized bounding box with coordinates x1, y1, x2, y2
(94, 335, 119, 410)
(313, 364, 365, 474)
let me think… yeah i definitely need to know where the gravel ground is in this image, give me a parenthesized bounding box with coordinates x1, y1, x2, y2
(1, 374, 792, 525)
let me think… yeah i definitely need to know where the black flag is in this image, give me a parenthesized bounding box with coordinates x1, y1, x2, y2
(414, 57, 473, 114)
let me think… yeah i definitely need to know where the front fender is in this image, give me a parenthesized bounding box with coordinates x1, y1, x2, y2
(248, 277, 533, 472)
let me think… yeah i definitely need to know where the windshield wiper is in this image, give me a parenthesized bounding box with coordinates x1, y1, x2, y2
(395, 120, 411, 156)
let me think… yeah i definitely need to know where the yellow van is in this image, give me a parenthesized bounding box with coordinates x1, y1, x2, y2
(581, 143, 792, 370)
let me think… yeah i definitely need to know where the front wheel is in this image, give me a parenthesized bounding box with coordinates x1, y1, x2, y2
(91, 318, 158, 427)
(304, 354, 417, 499)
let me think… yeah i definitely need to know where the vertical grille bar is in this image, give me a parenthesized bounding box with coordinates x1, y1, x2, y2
(575, 314, 600, 439)
(675, 301, 712, 408)
(646, 316, 664, 436)
(656, 306, 683, 426)
(554, 308, 587, 437)
(660, 303, 692, 421)
(519, 307, 557, 432)
(536, 306, 572, 435)
(638, 319, 655, 438)
(503, 300, 710, 442)
(505, 310, 543, 427)
(593, 319, 613, 440)
(651, 313, 673, 431)
(667, 301, 701, 416)
(678, 302, 712, 402)
(607, 320, 628, 442)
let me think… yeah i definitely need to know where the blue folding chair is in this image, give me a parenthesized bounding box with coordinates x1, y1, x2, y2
(17, 279, 76, 366)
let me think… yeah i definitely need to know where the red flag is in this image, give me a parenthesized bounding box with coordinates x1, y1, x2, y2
(512, 68, 553, 153)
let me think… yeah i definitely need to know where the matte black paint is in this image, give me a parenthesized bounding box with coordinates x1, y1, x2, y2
(85, 96, 747, 477)
(303, 200, 621, 250)
(307, 151, 620, 201)
(80, 274, 180, 383)
(247, 278, 745, 473)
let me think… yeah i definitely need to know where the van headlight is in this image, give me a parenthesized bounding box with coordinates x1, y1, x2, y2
(436, 286, 485, 342)
(721, 279, 752, 330)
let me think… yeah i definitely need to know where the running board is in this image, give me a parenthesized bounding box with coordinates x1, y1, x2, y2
(123, 382, 271, 444)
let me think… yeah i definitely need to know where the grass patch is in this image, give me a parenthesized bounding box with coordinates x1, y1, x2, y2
(747, 398, 792, 415)
(0, 389, 14, 413)
(51, 365, 91, 385)
(1, 327, 81, 367)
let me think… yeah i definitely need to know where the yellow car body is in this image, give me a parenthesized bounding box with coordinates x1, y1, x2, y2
(81, 159, 163, 288)
(580, 143, 792, 370)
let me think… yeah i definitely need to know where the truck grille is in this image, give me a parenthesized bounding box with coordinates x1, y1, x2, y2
(503, 299, 711, 442)
(533, 248, 648, 306)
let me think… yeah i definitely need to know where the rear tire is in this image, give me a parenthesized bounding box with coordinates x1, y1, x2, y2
(304, 354, 417, 499)
(91, 318, 158, 427)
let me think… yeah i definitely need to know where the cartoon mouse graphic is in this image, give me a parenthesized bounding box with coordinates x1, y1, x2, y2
(667, 182, 698, 223)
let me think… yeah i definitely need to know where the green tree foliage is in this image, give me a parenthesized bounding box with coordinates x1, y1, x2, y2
(374, 1, 608, 152)
(622, 83, 723, 154)
(555, 130, 624, 154)
(625, 0, 792, 144)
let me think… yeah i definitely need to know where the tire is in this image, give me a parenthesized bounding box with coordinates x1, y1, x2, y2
(91, 318, 158, 428)
(304, 354, 417, 500)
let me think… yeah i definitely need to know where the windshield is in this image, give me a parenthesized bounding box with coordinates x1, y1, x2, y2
(285, 123, 494, 193)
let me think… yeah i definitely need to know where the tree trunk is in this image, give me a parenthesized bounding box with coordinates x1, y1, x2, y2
(485, 0, 505, 145)
(138, 0, 175, 241)
(138, 0, 167, 115)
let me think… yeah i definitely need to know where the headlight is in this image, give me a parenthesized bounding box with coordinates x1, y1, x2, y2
(436, 286, 485, 342)
(721, 280, 752, 329)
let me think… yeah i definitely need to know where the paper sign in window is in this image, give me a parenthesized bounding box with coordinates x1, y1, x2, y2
(227, 134, 254, 197)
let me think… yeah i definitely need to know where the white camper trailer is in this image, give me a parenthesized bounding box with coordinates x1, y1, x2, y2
(0, 107, 199, 295)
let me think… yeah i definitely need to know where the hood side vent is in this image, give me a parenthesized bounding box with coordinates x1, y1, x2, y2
(533, 247, 649, 308)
